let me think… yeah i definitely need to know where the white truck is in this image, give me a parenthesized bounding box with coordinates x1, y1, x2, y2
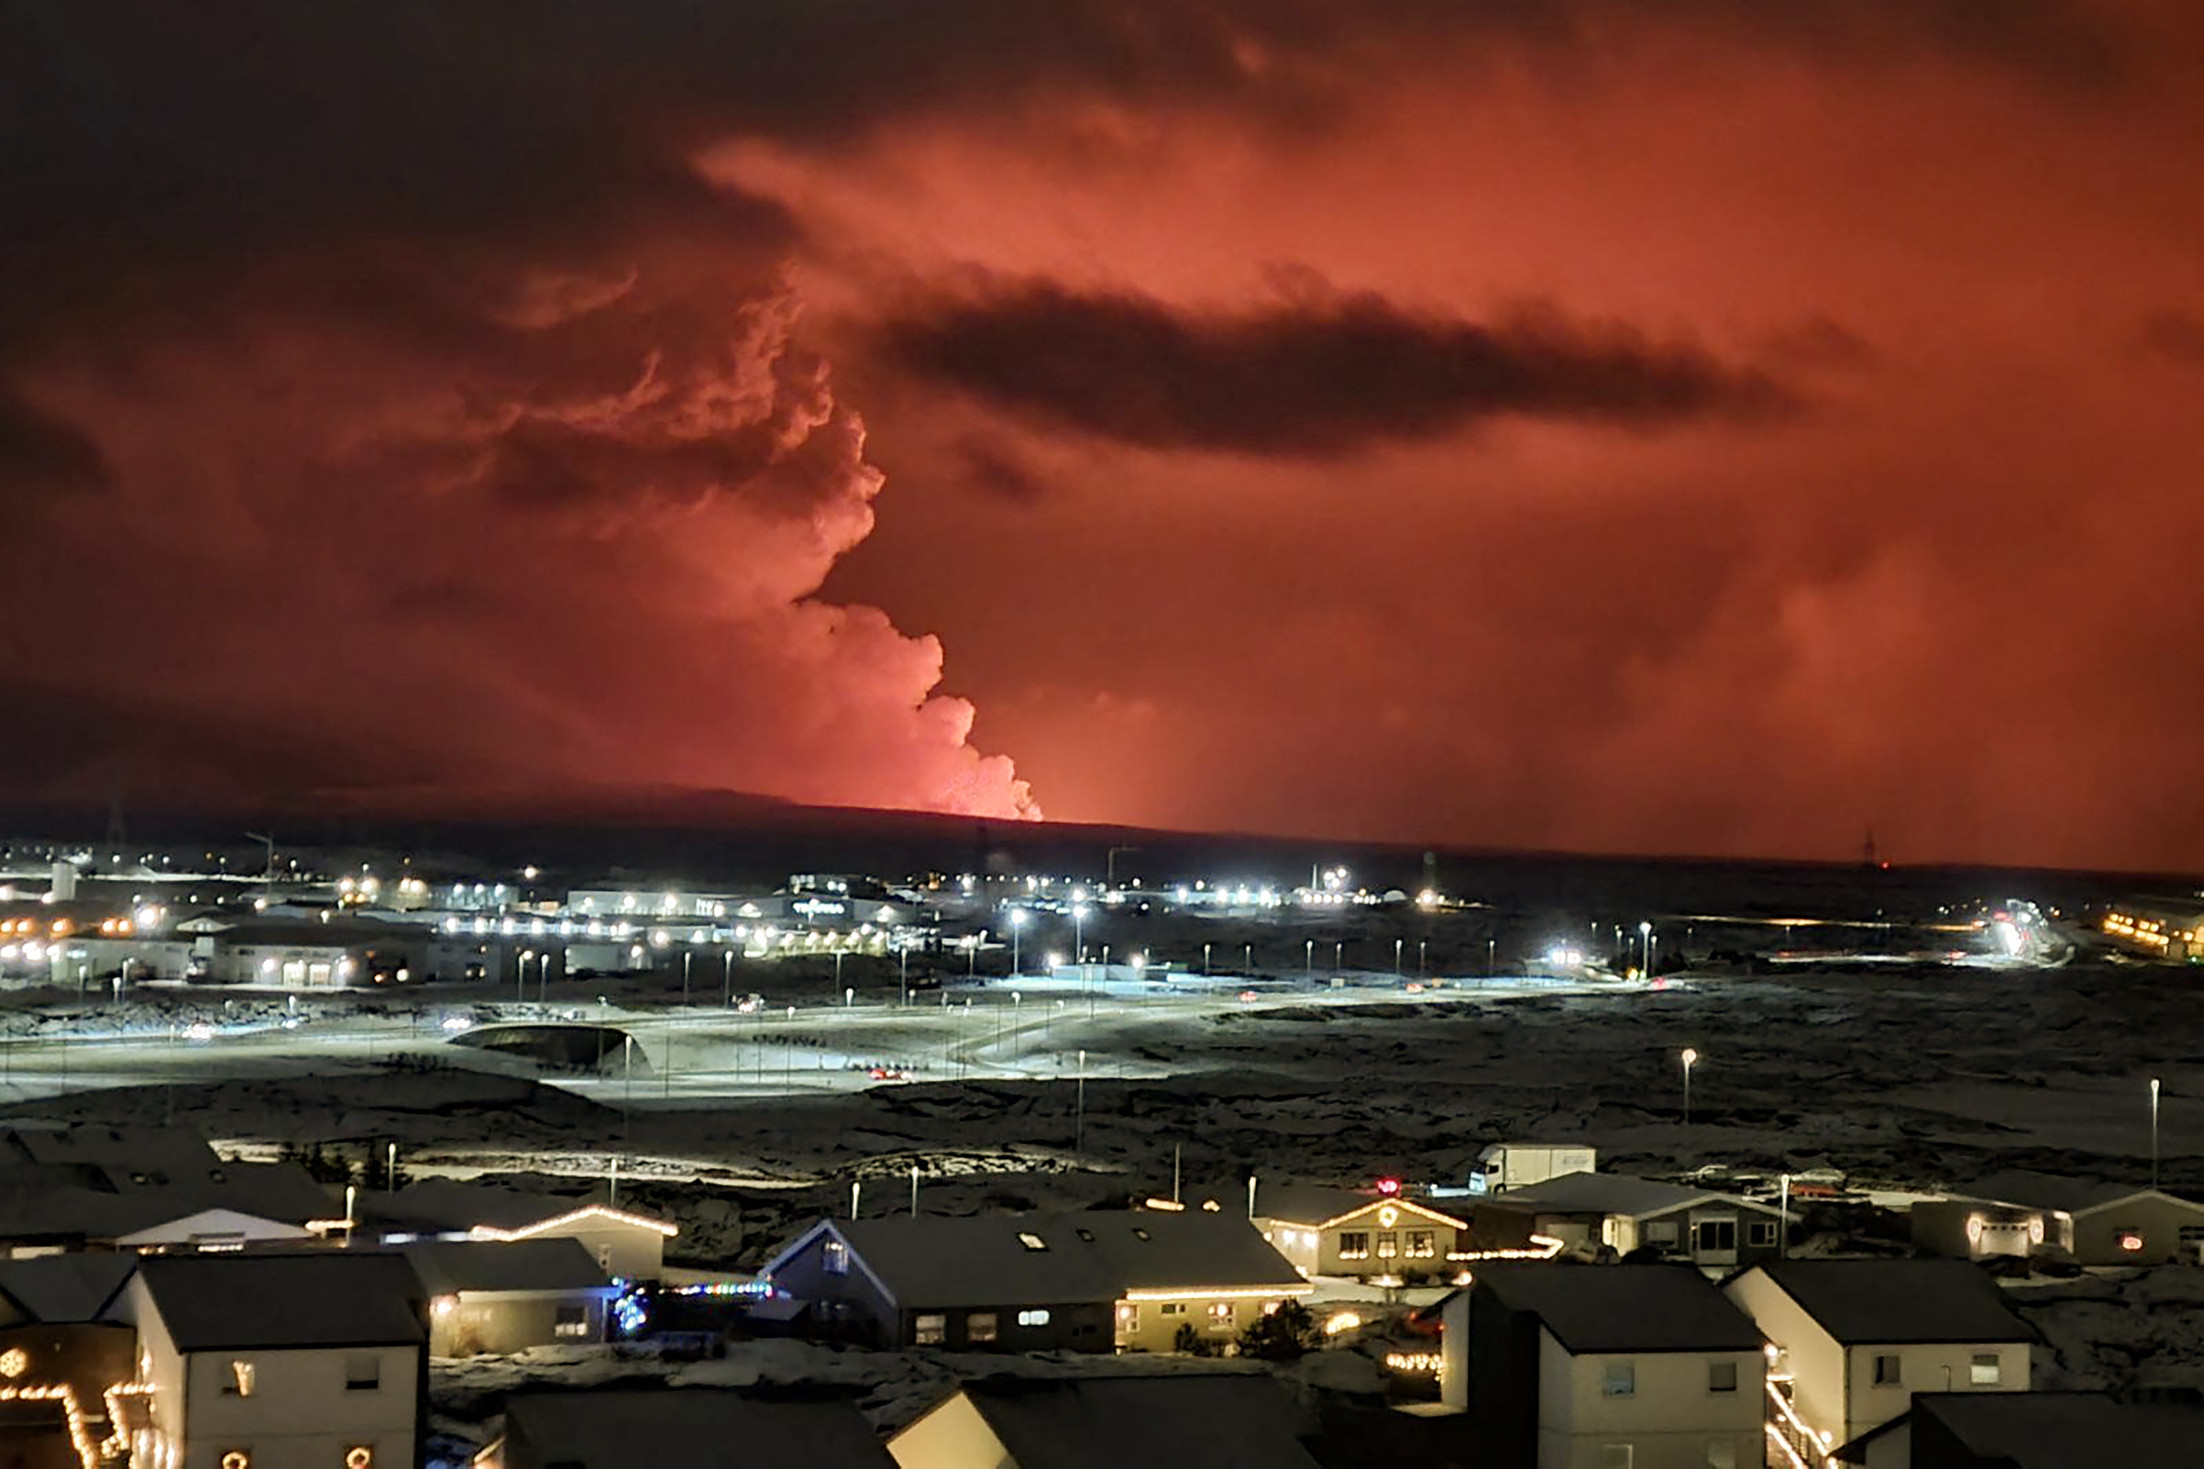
(1468, 1142, 1597, 1195)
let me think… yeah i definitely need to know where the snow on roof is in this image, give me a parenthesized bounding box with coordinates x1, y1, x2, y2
(945, 1373, 1319, 1469)
(1746, 1259, 2031, 1345)
(1837, 1392, 2204, 1468)
(1966, 1170, 2198, 1217)
(1476, 1262, 1764, 1354)
(0, 1252, 137, 1323)
(1482, 1170, 1774, 1219)
(783, 1212, 1304, 1310)
(401, 1237, 610, 1297)
(504, 1388, 894, 1467)
(137, 1252, 426, 1352)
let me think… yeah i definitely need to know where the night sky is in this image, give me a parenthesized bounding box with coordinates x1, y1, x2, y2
(4, 4, 2201, 868)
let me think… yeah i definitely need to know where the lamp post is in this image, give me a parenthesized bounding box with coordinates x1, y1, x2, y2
(1304, 939, 1313, 980)
(1418, 939, 1427, 977)
(1010, 908, 1026, 978)
(1243, 942, 1252, 973)
(681, 951, 692, 1008)
(518, 950, 533, 1002)
(723, 949, 734, 1008)
(2152, 1077, 2163, 1189)
(541, 949, 555, 1001)
(1681, 1047, 1699, 1126)
(1203, 942, 1211, 976)
(1639, 921, 1653, 979)
(1075, 1048, 1086, 1159)
(1334, 940, 1343, 975)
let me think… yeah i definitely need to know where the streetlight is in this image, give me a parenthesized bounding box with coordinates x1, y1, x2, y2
(1334, 940, 1343, 974)
(541, 949, 555, 1001)
(1243, 942, 1252, 973)
(681, 951, 692, 1008)
(1304, 939, 1313, 980)
(1681, 1047, 1699, 1125)
(1394, 938, 1403, 976)
(723, 949, 735, 1008)
(2152, 1077, 2163, 1189)
(1010, 908, 1027, 977)
(1202, 942, 1211, 976)
(1418, 939, 1427, 978)
(1075, 1048, 1087, 1158)
(1638, 921, 1653, 979)
(518, 950, 534, 1001)
(1073, 904, 1089, 968)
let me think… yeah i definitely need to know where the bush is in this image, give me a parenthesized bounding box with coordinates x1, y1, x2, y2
(1237, 1299, 1321, 1361)
(1172, 1322, 1211, 1357)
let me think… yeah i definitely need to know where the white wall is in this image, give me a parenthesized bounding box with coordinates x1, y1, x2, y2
(889, 1392, 1009, 1469)
(1841, 1342, 2028, 1441)
(1536, 1329, 1762, 1469)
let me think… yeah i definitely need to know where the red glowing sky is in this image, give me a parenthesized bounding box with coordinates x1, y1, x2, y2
(3, 3, 2203, 868)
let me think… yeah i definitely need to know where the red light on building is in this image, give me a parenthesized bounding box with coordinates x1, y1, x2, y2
(1376, 1177, 1401, 1196)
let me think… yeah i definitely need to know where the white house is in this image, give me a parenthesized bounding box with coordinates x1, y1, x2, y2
(1445, 1261, 1767, 1469)
(1477, 1172, 1787, 1269)
(122, 1252, 426, 1469)
(1724, 1258, 2033, 1466)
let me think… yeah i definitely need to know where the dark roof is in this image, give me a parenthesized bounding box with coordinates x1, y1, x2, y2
(1967, 1171, 2200, 1216)
(505, 1388, 894, 1468)
(402, 1238, 610, 1296)
(364, 1179, 578, 1233)
(781, 1212, 1303, 1310)
(1743, 1259, 2030, 1345)
(1484, 1171, 1775, 1219)
(136, 1253, 426, 1351)
(1236, 1181, 1373, 1225)
(1837, 1393, 2204, 1469)
(949, 1374, 1319, 1469)
(1475, 1263, 1765, 1354)
(211, 920, 423, 949)
(0, 1254, 137, 1323)
(0, 1123, 219, 1175)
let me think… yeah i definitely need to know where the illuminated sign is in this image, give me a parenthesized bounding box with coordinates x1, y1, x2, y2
(791, 898, 848, 918)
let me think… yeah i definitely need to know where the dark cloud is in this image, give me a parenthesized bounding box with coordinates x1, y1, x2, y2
(877, 282, 1796, 455)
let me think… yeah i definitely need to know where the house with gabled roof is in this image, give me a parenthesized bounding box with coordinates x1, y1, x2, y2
(1443, 1262, 1767, 1469)
(122, 1252, 427, 1469)
(890, 1374, 1320, 1469)
(1476, 1171, 1787, 1269)
(400, 1238, 613, 1356)
(762, 1211, 1309, 1354)
(1242, 1181, 1478, 1282)
(482, 1386, 896, 1469)
(1958, 1171, 2204, 1266)
(0, 1253, 140, 1469)
(1725, 1258, 2033, 1465)
(362, 1180, 677, 1281)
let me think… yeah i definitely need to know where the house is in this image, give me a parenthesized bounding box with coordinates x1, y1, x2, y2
(0, 1253, 141, 1469)
(1834, 1390, 2204, 1468)
(1724, 1259, 2033, 1464)
(1442, 1261, 1767, 1469)
(1959, 1171, 2204, 1266)
(122, 1251, 427, 1469)
(401, 1239, 613, 1356)
(363, 1181, 677, 1281)
(1477, 1172, 1787, 1268)
(889, 1374, 1319, 1469)
(0, 1124, 335, 1256)
(1238, 1181, 1482, 1281)
(762, 1211, 1309, 1353)
(1908, 1198, 2071, 1265)
(479, 1388, 896, 1469)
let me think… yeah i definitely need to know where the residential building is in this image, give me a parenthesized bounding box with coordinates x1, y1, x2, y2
(1477, 1172, 1787, 1269)
(1834, 1390, 2204, 1468)
(363, 1181, 677, 1281)
(480, 1387, 896, 1469)
(0, 1253, 141, 1469)
(1443, 1261, 1767, 1469)
(889, 1374, 1319, 1469)
(1961, 1171, 2204, 1266)
(1724, 1259, 2033, 1464)
(762, 1211, 1308, 1353)
(401, 1239, 612, 1356)
(1241, 1181, 1478, 1281)
(1908, 1199, 2070, 1265)
(122, 1252, 427, 1469)
(0, 1125, 334, 1256)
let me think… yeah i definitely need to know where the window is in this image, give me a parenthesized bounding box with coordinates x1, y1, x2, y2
(1747, 1221, 1778, 1248)
(968, 1312, 998, 1343)
(1117, 1303, 1139, 1331)
(1694, 1219, 1738, 1252)
(552, 1305, 591, 1340)
(1208, 1301, 1235, 1328)
(1645, 1221, 1678, 1246)
(1376, 1232, 1399, 1258)
(1339, 1231, 1370, 1260)
(1970, 1352, 2001, 1386)
(1707, 1359, 1737, 1393)
(1705, 1442, 1736, 1469)
(224, 1360, 254, 1397)
(915, 1314, 946, 1345)
(1600, 1445, 1633, 1469)
(1405, 1230, 1436, 1259)
(1873, 1354, 1902, 1386)
(1159, 1302, 1185, 1316)
(1018, 1232, 1049, 1251)
(823, 1240, 849, 1276)
(1603, 1361, 1636, 1397)
(344, 1354, 380, 1391)
(1016, 1309, 1050, 1327)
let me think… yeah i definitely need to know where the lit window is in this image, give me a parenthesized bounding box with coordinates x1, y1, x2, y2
(1603, 1361, 1635, 1398)
(344, 1354, 380, 1391)
(1970, 1353, 2000, 1386)
(1707, 1359, 1737, 1393)
(1117, 1303, 1139, 1331)
(1159, 1302, 1185, 1316)
(1016, 1309, 1050, 1327)
(823, 1241, 849, 1276)
(1405, 1230, 1435, 1259)
(1018, 1233, 1049, 1251)
(1873, 1355, 1902, 1386)
(915, 1314, 946, 1345)
(1375, 1232, 1399, 1258)
(968, 1312, 998, 1343)
(225, 1360, 255, 1397)
(553, 1305, 591, 1340)
(1208, 1301, 1235, 1326)
(1339, 1231, 1370, 1260)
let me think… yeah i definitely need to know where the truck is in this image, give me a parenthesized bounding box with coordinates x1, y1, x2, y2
(1466, 1142, 1597, 1195)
